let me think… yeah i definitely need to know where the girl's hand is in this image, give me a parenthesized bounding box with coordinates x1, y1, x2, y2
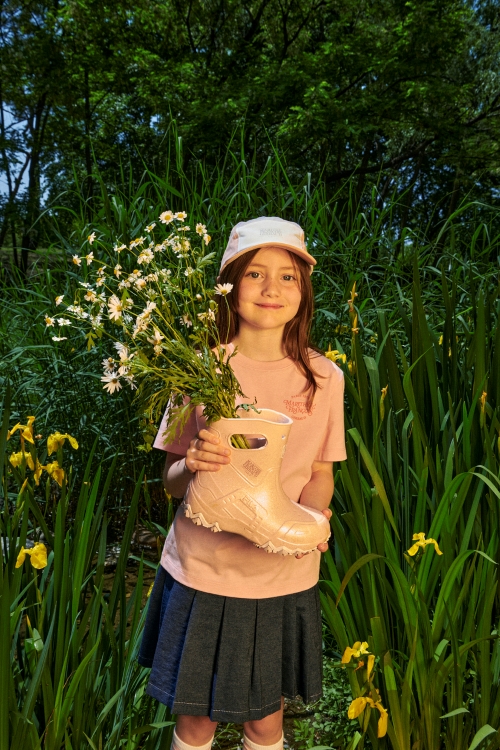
(295, 508, 332, 559)
(185, 428, 231, 473)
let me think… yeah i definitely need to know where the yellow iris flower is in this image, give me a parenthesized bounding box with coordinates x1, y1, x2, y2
(45, 461, 65, 487)
(47, 432, 79, 455)
(9, 451, 34, 470)
(367, 653, 375, 681)
(348, 696, 388, 737)
(342, 641, 370, 663)
(7, 416, 36, 444)
(407, 532, 443, 556)
(15, 542, 48, 570)
(9, 451, 45, 485)
(325, 348, 347, 364)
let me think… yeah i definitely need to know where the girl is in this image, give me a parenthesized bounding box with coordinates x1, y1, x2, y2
(138, 216, 346, 750)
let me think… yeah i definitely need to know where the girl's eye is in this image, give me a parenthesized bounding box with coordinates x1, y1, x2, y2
(282, 275, 296, 281)
(248, 272, 261, 279)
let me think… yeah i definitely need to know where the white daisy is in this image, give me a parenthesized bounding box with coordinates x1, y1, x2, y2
(101, 372, 122, 394)
(159, 210, 174, 224)
(123, 374, 137, 390)
(214, 283, 233, 296)
(108, 295, 125, 321)
(197, 309, 216, 322)
(72, 255, 81, 266)
(147, 329, 165, 346)
(88, 232, 96, 244)
(55, 295, 64, 306)
(137, 248, 154, 265)
(102, 357, 115, 372)
(114, 342, 129, 361)
(52, 336, 68, 341)
(130, 236, 146, 248)
(45, 316, 55, 327)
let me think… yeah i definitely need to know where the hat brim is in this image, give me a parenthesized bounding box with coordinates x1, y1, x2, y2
(220, 242, 316, 275)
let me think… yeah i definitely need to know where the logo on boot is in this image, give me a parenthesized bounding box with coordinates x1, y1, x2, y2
(243, 459, 261, 477)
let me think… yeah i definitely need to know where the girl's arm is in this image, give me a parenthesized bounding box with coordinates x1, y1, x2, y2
(163, 453, 194, 498)
(299, 460, 334, 512)
(163, 428, 231, 498)
(297, 460, 334, 557)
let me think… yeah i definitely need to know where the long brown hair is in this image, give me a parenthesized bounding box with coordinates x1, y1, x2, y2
(214, 247, 324, 408)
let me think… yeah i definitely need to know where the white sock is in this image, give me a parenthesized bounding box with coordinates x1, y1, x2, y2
(172, 727, 214, 750)
(243, 732, 284, 750)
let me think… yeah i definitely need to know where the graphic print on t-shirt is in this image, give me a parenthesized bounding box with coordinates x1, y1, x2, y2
(282, 393, 316, 421)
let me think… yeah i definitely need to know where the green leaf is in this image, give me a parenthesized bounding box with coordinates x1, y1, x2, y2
(468, 725, 497, 750)
(335, 553, 383, 606)
(347, 428, 399, 538)
(440, 707, 470, 719)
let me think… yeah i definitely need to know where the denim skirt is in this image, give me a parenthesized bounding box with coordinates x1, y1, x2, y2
(137, 565, 323, 723)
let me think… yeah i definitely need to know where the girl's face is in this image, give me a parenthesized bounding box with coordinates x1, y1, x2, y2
(236, 246, 302, 332)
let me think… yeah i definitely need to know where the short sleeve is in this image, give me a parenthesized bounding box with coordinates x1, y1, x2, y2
(152, 399, 199, 455)
(314, 364, 347, 462)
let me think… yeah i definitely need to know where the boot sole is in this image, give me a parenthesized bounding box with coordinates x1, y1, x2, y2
(183, 503, 323, 558)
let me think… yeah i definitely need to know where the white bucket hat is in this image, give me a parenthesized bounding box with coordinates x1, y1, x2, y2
(220, 216, 316, 275)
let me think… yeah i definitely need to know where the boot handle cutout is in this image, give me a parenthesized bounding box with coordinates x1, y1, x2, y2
(228, 434, 268, 450)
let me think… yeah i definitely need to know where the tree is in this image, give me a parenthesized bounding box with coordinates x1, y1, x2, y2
(1, 0, 499, 261)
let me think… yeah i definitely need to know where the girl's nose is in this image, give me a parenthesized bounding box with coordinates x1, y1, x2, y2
(262, 277, 280, 297)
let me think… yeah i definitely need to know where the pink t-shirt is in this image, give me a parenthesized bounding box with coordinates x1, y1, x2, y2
(153, 346, 347, 598)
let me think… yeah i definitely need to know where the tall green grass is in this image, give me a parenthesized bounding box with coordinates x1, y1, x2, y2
(320, 260, 500, 748)
(0, 386, 174, 749)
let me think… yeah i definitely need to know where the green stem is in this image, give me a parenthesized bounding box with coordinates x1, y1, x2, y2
(230, 434, 250, 449)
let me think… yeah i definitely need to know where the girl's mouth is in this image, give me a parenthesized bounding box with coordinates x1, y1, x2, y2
(256, 304, 283, 309)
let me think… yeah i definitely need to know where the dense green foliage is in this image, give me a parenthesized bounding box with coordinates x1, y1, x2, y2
(0, 391, 176, 749)
(320, 263, 500, 748)
(1, 0, 499, 270)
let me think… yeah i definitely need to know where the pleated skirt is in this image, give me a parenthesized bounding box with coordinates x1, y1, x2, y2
(137, 565, 323, 723)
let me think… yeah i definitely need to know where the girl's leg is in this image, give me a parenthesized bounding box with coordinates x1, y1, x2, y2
(242, 697, 284, 747)
(175, 715, 218, 747)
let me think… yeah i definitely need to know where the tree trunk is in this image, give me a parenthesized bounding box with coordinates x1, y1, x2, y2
(0, 82, 30, 266)
(20, 94, 49, 276)
(84, 67, 93, 219)
(395, 156, 423, 258)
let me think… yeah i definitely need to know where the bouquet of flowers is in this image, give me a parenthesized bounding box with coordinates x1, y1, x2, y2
(46, 210, 254, 450)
